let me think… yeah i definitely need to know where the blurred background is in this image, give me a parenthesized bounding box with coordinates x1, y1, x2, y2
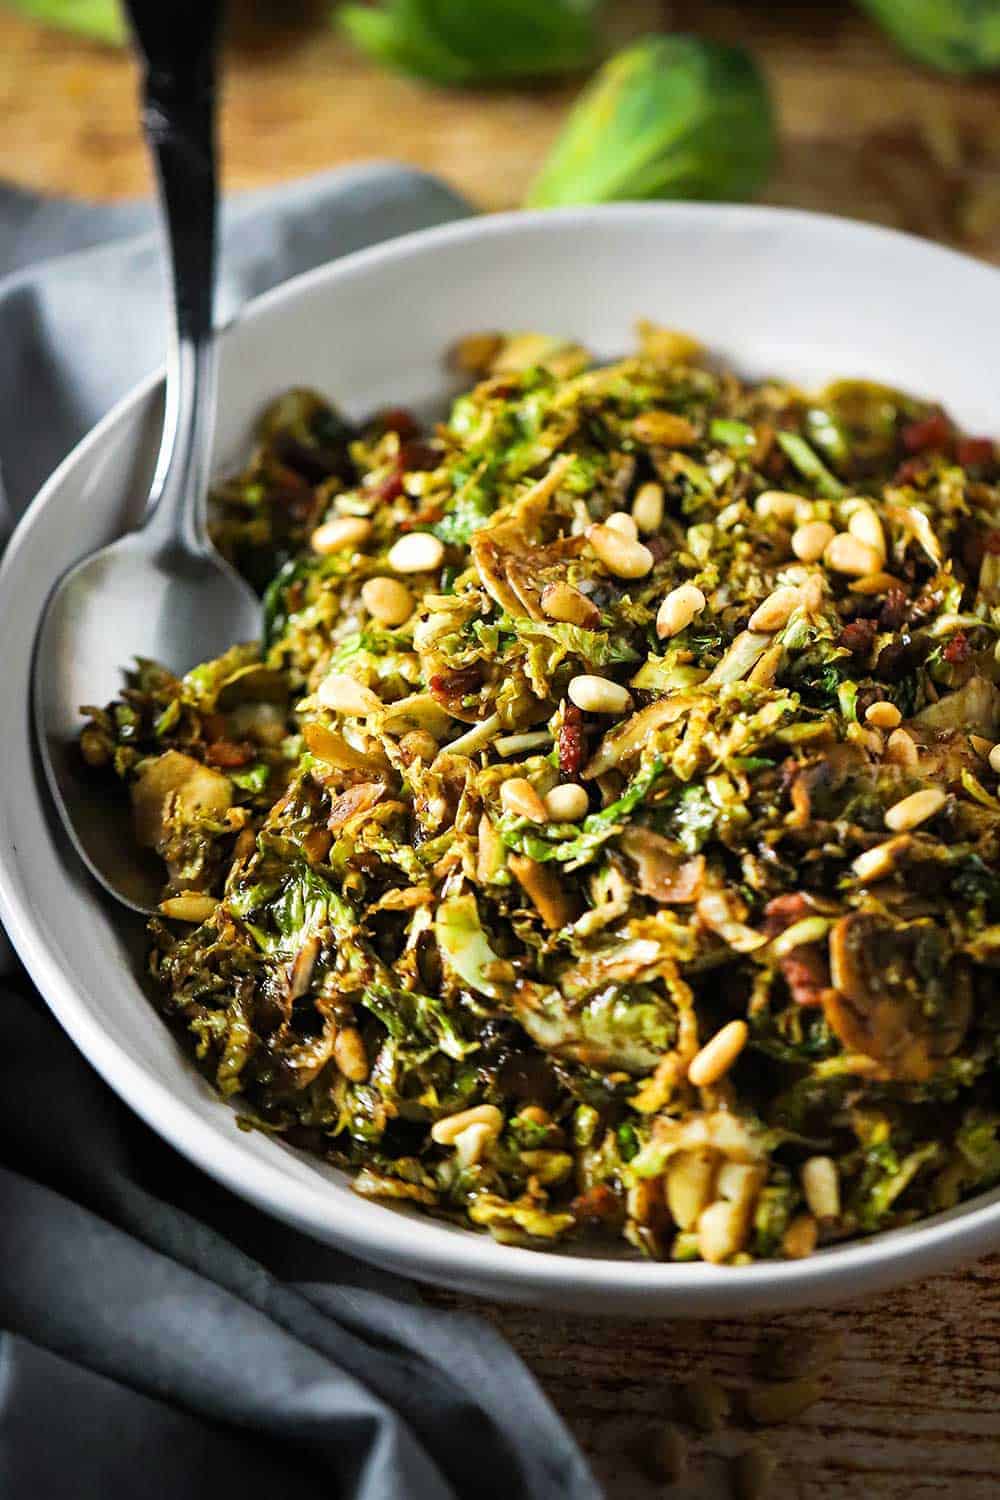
(0, 0, 998, 262)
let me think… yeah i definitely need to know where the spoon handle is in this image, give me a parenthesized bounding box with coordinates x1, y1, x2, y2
(124, 0, 225, 553)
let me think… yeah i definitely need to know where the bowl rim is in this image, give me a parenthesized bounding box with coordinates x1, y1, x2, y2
(3, 199, 1000, 1311)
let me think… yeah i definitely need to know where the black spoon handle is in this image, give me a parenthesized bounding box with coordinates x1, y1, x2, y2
(123, 0, 225, 342)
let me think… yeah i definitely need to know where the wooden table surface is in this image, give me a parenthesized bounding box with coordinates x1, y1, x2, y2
(3, 1, 1000, 1494)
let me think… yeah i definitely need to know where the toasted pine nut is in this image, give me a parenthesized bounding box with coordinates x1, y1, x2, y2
(885, 786, 946, 832)
(386, 531, 445, 573)
(587, 523, 654, 579)
(632, 410, 696, 447)
(666, 1149, 717, 1230)
(885, 727, 919, 770)
(540, 580, 601, 629)
(334, 1026, 369, 1082)
(748, 586, 801, 633)
(865, 700, 901, 730)
(970, 734, 994, 760)
(782, 1213, 819, 1260)
(500, 777, 550, 824)
(631, 481, 665, 534)
(517, 1105, 552, 1127)
(361, 576, 414, 626)
(823, 533, 884, 577)
(851, 834, 910, 883)
(310, 516, 373, 555)
(801, 1156, 840, 1220)
(656, 583, 707, 639)
(605, 510, 639, 540)
(688, 1020, 749, 1088)
(316, 672, 382, 716)
(697, 1199, 747, 1264)
(544, 783, 589, 821)
(847, 503, 886, 559)
(990, 745, 1000, 775)
(431, 1104, 504, 1146)
(791, 519, 835, 563)
(159, 893, 218, 923)
(716, 1161, 765, 1211)
(568, 674, 632, 714)
(454, 1122, 494, 1167)
(755, 491, 803, 523)
(746, 1375, 823, 1424)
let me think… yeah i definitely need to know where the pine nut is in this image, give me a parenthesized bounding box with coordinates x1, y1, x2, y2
(316, 671, 382, 716)
(848, 503, 886, 559)
(631, 480, 665, 534)
(605, 510, 639, 539)
(310, 516, 372, 555)
(865, 700, 901, 730)
(632, 410, 696, 446)
(666, 1149, 717, 1230)
(970, 735, 994, 760)
(656, 583, 707, 639)
(851, 834, 910, 883)
(717, 1161, 765, 1211)
(746, 1376, 823, 1424)
(386, 531, 445, 573)
(431, 1104, 504, 1146)
(568, 674, 632, 714)
(748, 586, 801, 633)
(755, 491, 804, 523)
(454, 1122, 494, 1167)
(540, 580, 601, 628)
(823, 533, 884, 577)
(885, 727, 919, 770)
(159, 893, 218, 923)
(544, 783, 590, 821)
(801, 1156, 840, 1220)
(885, 786, 946, 832)
(849, 570, 902, 595)
(500, 777, 550, 824)
(781, 1213, 818, 1259)
(697, 1199, 746, 1264)
(361, 576, 414, 626)
(791, 519, 835, 562)
(587, 523, 654, 579)
(688, 1020, 749, 1087)
(334, 1025, 369, 1082)
(517, 1105, 552, 1127)
(990, 745, 1000, 775)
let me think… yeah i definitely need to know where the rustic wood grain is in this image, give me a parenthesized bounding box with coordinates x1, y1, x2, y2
(3, 3, 1000, 1493)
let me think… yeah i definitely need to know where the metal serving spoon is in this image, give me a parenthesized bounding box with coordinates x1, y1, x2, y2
(32, 0, 260, 915)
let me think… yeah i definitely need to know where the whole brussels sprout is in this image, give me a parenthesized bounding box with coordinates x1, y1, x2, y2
(858, 0, 1000, 72)
(525, 35, 775, 209)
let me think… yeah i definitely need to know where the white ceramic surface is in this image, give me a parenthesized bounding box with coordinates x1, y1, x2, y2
(3, 204, 1000, 1315)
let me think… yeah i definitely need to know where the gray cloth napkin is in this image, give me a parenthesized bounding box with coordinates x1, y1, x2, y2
(0, 163, 601, 1500)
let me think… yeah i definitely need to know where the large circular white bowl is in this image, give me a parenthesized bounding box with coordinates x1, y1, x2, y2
(3, 204, 999, 1314)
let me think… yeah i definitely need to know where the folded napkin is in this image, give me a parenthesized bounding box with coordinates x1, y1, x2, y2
(0, 164, 600, 1500)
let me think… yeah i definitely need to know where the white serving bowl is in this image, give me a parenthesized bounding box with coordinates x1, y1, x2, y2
(2, 204, 999, 1315)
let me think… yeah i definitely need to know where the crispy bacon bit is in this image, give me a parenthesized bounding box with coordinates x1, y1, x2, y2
(838, 617, 878, 656)
(429, 666, 481, 708)
(327, 781, 385, 831)
(374, 406, 418, 439)
(204, 740, 254, 768)
(399, 438, 439, 472)
(571, 1183, 623, 1228)
(943, 631, 972, 664)
(902, 412, 952, 454)
(892, 455, 928, 486)
(878, 587, 909, 632)
(645, 535, 668, 564)
(763, 894, 831, 1008)
(371, 464, 405, 505)
(558, 702, 585, 778)
(956, 436, 994, 470)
